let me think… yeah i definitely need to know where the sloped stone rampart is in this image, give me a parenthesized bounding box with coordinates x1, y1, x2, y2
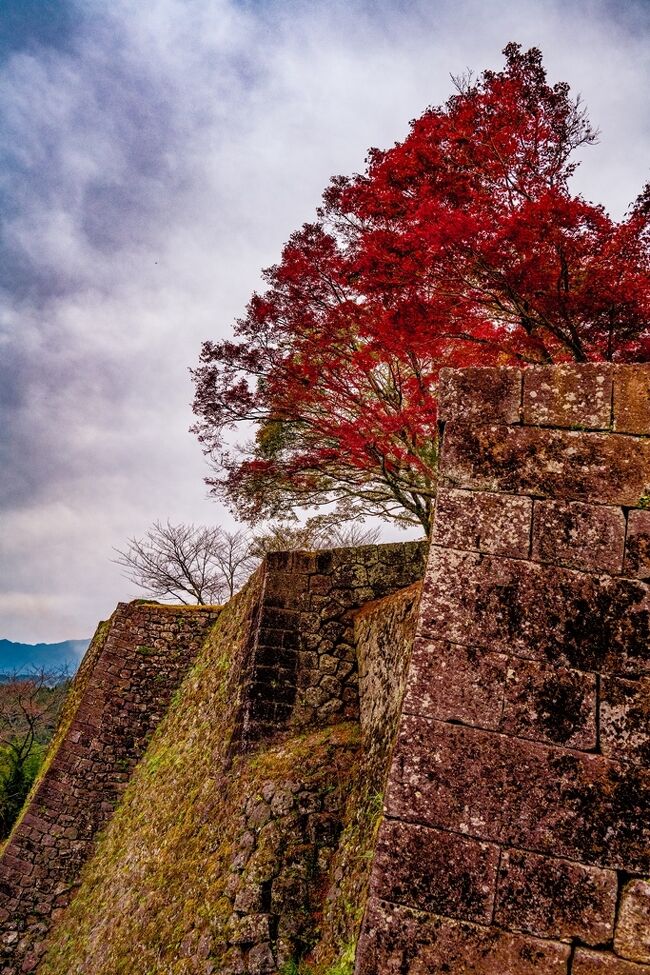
(356, 363, 650, 974)
(0, 602, 220, 975)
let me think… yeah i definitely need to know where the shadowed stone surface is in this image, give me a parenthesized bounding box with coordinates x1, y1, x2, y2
(421, 548, 650, 676)
(625, 509, 650, 580)
(494, 848, 617, 943)
(438, 366, 522, 425)
(441, 422, 650, 507)
(403, 639, 596, 748)
(371, 820, 499, 923)
(531, 499, 626, 574)
(386, 715, 649, 871)
(356, 900, 571, 974)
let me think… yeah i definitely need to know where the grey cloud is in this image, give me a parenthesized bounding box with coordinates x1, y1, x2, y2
(0, 0, 648, 641)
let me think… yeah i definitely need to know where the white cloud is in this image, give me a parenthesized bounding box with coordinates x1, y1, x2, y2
(0, 0, 648, 640)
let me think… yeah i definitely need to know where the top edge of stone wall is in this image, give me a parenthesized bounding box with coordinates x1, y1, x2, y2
(438, 363, 650, 436)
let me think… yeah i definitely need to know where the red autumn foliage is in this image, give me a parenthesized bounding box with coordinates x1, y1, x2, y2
(192, 44, 650, 533)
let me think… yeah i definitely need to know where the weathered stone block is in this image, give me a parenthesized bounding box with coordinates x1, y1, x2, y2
(625, 509, 650, 580)
(432, 488, 532, 557)
(355, 900, 570, 975)
(386, 715, 649, 871)
(499, 658, 597, 749)
(523, 364, 613, 429)
(438, 366, 522, 424)
(441, 422, 650, 507)
(403, 639, 507, 730)
(614, 879, 650, 963)
(613, 364, 650, 436)
(494, 848, 617, 943)
(600, 676, 650, 765)
(371, 819, 499, 923)
(574, 949, 650, 973)
(531, 499, 626, 574)
(421, 549, 650, 676)
(438, 367, 521, 423)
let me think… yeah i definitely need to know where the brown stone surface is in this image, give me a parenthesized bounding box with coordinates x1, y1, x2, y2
(600, 676, 650, 765)
(403, 639, 507, 731)
(371, 820, 499, 923)
(523, 364, 613, 429)
(355, 900, 570, 975)
(574, 949, 650, 974)
(625, 509, 650, 580)
(494, 848, 617, 943)
(531, 499, 626, 574)
(432, 488, 532, 557)
(614, 364, 650, 435)
(421, 548, 650, 676)
(499, 657, 597, 749)
(614, 879, 650, 963)
(438, 366, 522, 424)
(386, 715, 649, 871)
(441, 421, 650, 507)
(403, 640, 596, 748)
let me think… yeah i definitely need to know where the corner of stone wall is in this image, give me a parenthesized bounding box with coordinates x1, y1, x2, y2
(356, 363, 650, 975)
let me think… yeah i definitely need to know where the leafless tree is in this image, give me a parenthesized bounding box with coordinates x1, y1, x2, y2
(251, 515, 381, 558)
(113, 521, 257, 605)
(115, 517, 382, 607)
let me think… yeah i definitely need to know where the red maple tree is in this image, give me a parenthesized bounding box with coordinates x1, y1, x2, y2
(192, 44, 650, 533)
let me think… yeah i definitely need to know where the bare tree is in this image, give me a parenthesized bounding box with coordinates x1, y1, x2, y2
(115, 517, 383, 607)
(251, 515, 381, 558)
(113, 521, 257, 605)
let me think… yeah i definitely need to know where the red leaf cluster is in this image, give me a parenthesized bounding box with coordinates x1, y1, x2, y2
(192, 44, 650, 532)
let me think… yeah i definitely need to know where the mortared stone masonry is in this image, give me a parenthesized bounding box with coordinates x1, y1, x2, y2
(356, 363, 650, 974)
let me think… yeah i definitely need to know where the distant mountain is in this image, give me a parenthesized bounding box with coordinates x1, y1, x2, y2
(0, 638, 90, 675)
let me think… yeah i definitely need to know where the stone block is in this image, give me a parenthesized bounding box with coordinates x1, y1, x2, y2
(432, 488, 532, 557)
(385, 715, 649, 871)
(420, 549, 650, 676)
(355, 900, 570, 975)
(625, 509, 650, 580)
(499, 658, 597, 749)
(614, 879, 650, 963)
(403, 639, 507, 730)
(494, 848, 617, 943)
(600, 676, 650, 765)
(614, 364, 650, 435)
(531, 500, 626, 574)
(441, 422, 650, 507)
(371, 819, 499, 923)
(574, 949, 650, 974)
(523, 364, 613, 429)
(438, 367, 522, 425)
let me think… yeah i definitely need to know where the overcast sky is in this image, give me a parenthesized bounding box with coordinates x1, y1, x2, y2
(1, 0, 648, 642)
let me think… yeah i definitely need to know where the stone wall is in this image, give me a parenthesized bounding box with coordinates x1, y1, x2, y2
(235, 541, 426, 746)
(0, 602, 220, 975)
(356, 363, 650, 974)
